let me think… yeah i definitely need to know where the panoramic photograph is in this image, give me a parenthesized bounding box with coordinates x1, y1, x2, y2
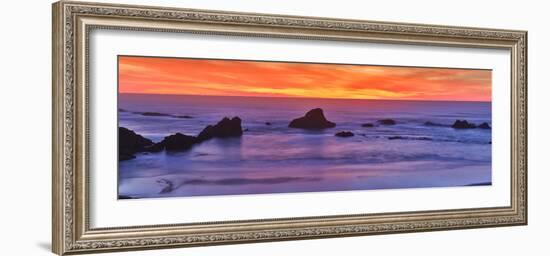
(117, 56, 492, 199)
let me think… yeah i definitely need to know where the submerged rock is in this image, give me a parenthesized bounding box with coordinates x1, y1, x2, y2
(197, 117, 243, 141)
(174, 115, 193, 119)
(466, 182, 492, 186)
(377, 119, 396, 125)
(335, 131, 354, 137)
(140, 112, 172, 117)
(289, 108, 336, 129)
(118, 127, 154, 161)
(388, 136, 404, 140)
(157, 179, 175, 194)
(118, 195, 138, 199)
(478, 122, 491, 129)
(388, 136, 432, 141)
(134, 110, 193, 119)
(265, 122, 272, 126)
(424, 121, 447, 127)
(361, 123, 374, 128)
(452, 120, 477, 129)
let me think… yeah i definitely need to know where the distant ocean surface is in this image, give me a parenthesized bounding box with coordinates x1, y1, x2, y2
(118, 93, 492, 199)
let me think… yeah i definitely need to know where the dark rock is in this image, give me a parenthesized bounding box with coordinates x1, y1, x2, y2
(417, 137, 433, 141)
(118, 195, 138, 199)
(361, 123, 374, 128)
(145, 144, 164, 153)
(140, 112, 172, 117)
(377, 119, 396, 125)
(119, 153, 136, 161)
(388, 136, 404, 140)
(466, 182, 492, 186)
(388, 136, 432, 141)
(197, 117, 243, 141)
(134, 111, 194, 119)
(118, 108, 128, 112)
(119, 127, 153, 150)
(452, 120, 477, 129)
(265, 122, 272, 126)
(478, 122, 491, 129)
(136, 117, 244, 155)
(335, 131, 354, 137)
(119, 127, 154, 161)
(150, 133, 198, 152)
(289, 108, 336, 129)
(174, 115, 193, 119)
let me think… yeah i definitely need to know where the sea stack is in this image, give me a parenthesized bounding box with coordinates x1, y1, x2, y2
(197, 117, 243, 141)
(478, 122, 491, 129)
(288, 108, 336, 129)
(452, 120, 477, 129)
(118, 127, 154, 161)
(148, 133, 198, 152)
(146, 117, 244, 152)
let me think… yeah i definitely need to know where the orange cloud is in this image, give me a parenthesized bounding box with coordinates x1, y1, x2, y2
(118, 56, 491, 102)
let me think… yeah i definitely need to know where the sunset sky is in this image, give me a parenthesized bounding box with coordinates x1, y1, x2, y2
(118, 56, 492, 102)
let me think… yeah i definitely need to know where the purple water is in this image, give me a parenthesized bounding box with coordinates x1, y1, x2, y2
(118, 93, 492, 199)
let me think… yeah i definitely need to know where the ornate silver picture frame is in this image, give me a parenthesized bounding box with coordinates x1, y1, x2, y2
(52, 1, 527, 255)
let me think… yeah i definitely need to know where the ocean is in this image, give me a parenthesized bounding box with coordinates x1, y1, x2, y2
(118, 93, 492, 199)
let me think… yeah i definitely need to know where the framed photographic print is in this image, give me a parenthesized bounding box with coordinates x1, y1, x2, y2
(52, 1, 527, 255)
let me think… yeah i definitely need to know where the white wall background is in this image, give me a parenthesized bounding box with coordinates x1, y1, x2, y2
(0, 0, 547, 255)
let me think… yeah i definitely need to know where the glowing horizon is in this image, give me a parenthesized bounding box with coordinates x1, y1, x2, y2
(119, 56, 492, 102)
